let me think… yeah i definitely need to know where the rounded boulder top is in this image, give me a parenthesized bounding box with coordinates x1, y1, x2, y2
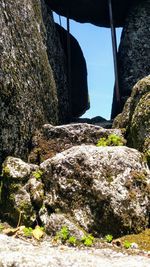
(45, 0, 138, 27)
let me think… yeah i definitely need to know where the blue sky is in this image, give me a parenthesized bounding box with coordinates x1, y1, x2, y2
(54, 13, 122, 120)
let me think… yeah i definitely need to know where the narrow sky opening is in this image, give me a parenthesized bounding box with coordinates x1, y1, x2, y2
(53, 13, 122, 120)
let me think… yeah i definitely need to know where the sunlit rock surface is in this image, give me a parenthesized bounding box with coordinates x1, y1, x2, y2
(40, 145, 150, 237)
(28, 123, 124, 163)
(0, 234, 150, 267)
(113, 76, 150, 167)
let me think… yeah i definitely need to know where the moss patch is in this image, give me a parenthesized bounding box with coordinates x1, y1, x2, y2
(117, 229, 150, 251)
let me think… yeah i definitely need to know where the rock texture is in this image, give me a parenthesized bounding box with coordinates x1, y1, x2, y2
(111, 0, 150, 118)
(40, 145, 150, 237)
(0, 157, 43, 226)
(45, 0, 137, 27)
(41, 3, 70, 124)
(56, 24, 90, 118)
(113, 76, 150, 167)
(1, 0, 58, 164)
(28, 123, 124, 163)
(0, 234, 150, 267)
(1, 144, 149, 236)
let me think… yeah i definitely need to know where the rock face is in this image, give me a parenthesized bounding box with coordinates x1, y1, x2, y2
(0, 0, 91, 165)
(113, 76, 150, 167)
(111, 0, 150, 118)
(0, 157, 43, 226)
(45, 0, 136, 27)
(1, 0, 58, 164)
(40, 145, 150, 237)
(0, 135, 150, 237)
(56, 24, 90, 117)
(41, 3, 71, 124)
(1, 234, 150, 267)
(28, 123, 124, 163)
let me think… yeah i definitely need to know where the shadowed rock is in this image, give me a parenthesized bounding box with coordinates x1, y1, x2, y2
(111, 0, 150, 118)
(45, 0, 137, 27)
(55, 24, 90, 117)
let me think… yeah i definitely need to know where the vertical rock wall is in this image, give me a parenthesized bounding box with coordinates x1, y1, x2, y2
(0, 0, 69, 164)
(111, 0, 150, 118)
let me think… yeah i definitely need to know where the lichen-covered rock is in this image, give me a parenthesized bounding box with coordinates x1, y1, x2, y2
(40, 145, 150, 237)
(0, 0, 69, 165)
(111, 0, 150, 118)
(28, 123, 125, 163)
(0, 157, 42, 226)
(113, 76, 150, 166)
(39, 210, 85, 238)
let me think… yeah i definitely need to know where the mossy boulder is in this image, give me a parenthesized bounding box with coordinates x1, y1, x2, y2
(0, 0, 70, 165)
(0, 157, 44, 226)
(113, 76, 150, 167)
(40, 145, 150, 237)
(28, 123, 124, 164)
(0, 145, 149, 237)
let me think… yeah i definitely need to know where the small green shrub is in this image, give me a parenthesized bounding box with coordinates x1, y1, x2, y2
(105, 234, 113, 243)
(23, 227, 33, 237)
(55, 226, 94, 247)
(56, 226, 70, 242)
(68, 236, 77, 246)
(97, 134, 124, 147)
(124, 240, 132, 249)
(81, 234, 94, 247)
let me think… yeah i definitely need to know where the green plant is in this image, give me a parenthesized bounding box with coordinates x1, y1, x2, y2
(68, 236, 77, 246)
(56, 226, 70, 242)
(97, 134, 124, 147)
(105, 234, 113, 243)
(124, 240, 132, 249)
(81, 234, 94, 247)
(32, 170, 43, 180)
(23, 227, 33, 237)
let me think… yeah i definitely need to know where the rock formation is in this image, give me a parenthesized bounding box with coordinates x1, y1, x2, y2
(0, 0, 58, 164)
(0, 0, 150, 252)
(113, 75, 150, 167)
(0, 0, 90, 165)
(111, 0, 150, 118)
(28, 123, 124, 163)
(45, 0, 137, 27)
(0, 145, 149, 236)
(56, 24, 90, 117)
(46, 0, 150, 119)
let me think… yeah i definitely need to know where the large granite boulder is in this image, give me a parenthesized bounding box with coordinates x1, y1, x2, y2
(45, 0, 137, 27)
(111, 0, 150, 118)
(56, 24, 90, 118)
(28, 123, 124, 164)
(113, 76, 150, 167)
(1, 144, 149, 237)
(40, 145, 150, 237)
(0, 0, 59, 165)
